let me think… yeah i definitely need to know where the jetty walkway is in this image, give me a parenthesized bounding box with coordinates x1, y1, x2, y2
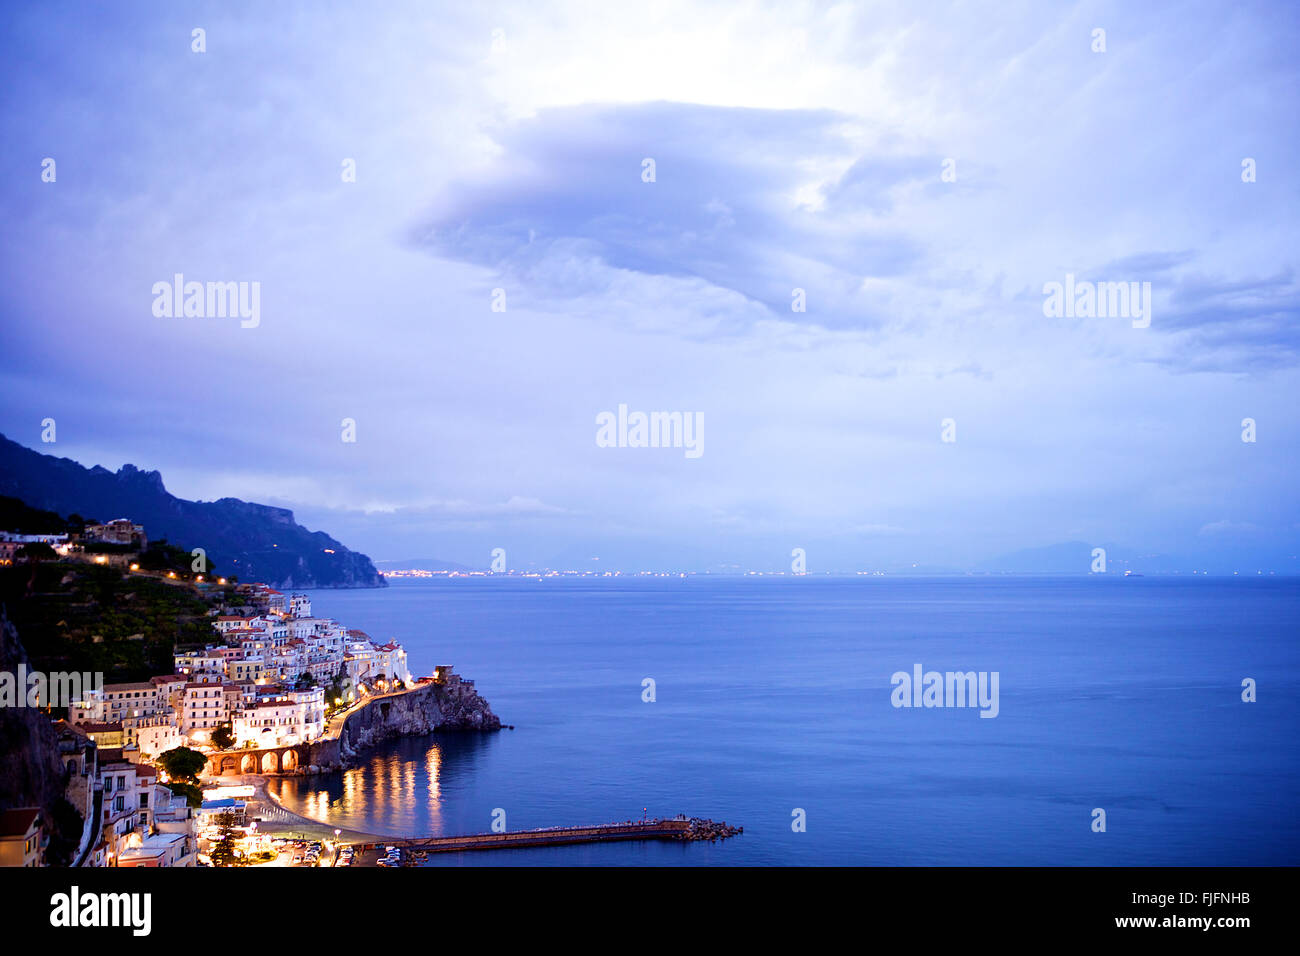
(351, 816, 741, 859)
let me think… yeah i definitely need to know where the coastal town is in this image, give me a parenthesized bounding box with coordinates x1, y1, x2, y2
(1, 511, 741, 871)
(0, 515, 495, 868)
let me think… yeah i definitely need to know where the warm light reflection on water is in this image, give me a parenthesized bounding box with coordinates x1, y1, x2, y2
(343, 766, 359, 810)
(271, 577, 1300, 865)
(269, 736, 453, 836)
(426, 743, 443, 831)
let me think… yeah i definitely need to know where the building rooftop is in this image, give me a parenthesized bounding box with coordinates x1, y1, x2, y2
(200, 799, 246, 810)
(118, 833, 185, 859)
(53, 719, 91, 741)
(0, 808, 40, 837)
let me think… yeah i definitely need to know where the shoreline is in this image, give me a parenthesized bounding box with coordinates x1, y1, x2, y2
(214, 773, 385, 843)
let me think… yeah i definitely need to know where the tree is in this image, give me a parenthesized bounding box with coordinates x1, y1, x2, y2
(157, 746, 207, 783)
(209, 811, 243, 867)
(16, 541, 57, 562)
(16, 541, 58, 597)
(66, 513, 91, 533)
(323, 666, 347, 714)
(164, 781, 203, 808)
(136, 538, 215, 579)
(210, 722, 235, 751)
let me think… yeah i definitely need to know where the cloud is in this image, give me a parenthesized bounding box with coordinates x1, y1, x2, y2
(1151, 268, 1300, 372)
(392, 496, 570, 520)
(410, 101, 924, 330)
(0, 1, 1297, 570)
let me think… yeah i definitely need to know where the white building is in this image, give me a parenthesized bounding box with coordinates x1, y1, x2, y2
(0, 531, 72, 555)
(151, 674, 188, 713)
(83, 519, 146, 548)
(370, 642, 412, 688)
(117, 832, 191, 868)
(174, 650, 225, 680)
(180, 682, 234, 740)
(97, 751, 143, 863)
(134, 714, 184, 758)
(232, 686, 324, 748)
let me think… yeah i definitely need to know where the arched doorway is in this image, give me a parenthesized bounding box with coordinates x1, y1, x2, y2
(240, 753, 257, 774)
(281, 749, 298, 772)
(260, 750, 279, 773)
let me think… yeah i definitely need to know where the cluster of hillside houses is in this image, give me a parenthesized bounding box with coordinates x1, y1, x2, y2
(71, 586, 413, 755)
(0, 517, 147, 565)
(2, 574, 416, 867)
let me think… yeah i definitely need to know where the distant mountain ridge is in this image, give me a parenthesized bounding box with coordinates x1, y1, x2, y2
(0, 433, 385, 589)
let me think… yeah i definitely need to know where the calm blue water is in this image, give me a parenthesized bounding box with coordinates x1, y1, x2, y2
(267, 576, 1300, 865)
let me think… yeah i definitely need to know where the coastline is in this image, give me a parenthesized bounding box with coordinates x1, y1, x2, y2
(203, 677, 504, 843)
(203, 675, 502, 779)
(226, 773, 385, 843)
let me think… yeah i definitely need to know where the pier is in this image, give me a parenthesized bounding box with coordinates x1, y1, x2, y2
(348, 816, 741, 861)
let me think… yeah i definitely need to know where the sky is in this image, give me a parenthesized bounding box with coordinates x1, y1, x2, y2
(1, 1, 1297, 572)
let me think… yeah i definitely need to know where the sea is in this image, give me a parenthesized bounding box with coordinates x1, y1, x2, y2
(266, 576, 1300, 865)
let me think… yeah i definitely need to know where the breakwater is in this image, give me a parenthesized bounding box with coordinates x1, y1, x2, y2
(356, 817, 743, 857)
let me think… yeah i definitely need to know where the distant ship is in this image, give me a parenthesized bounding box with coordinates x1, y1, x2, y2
(1124, 570, 1144, 577)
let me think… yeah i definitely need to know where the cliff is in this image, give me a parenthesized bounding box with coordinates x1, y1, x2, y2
(0, 609, 83, 864)
(0, 611, 66, 810)
(0, 433, 386, 589)
(310, 678, 501, 771)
